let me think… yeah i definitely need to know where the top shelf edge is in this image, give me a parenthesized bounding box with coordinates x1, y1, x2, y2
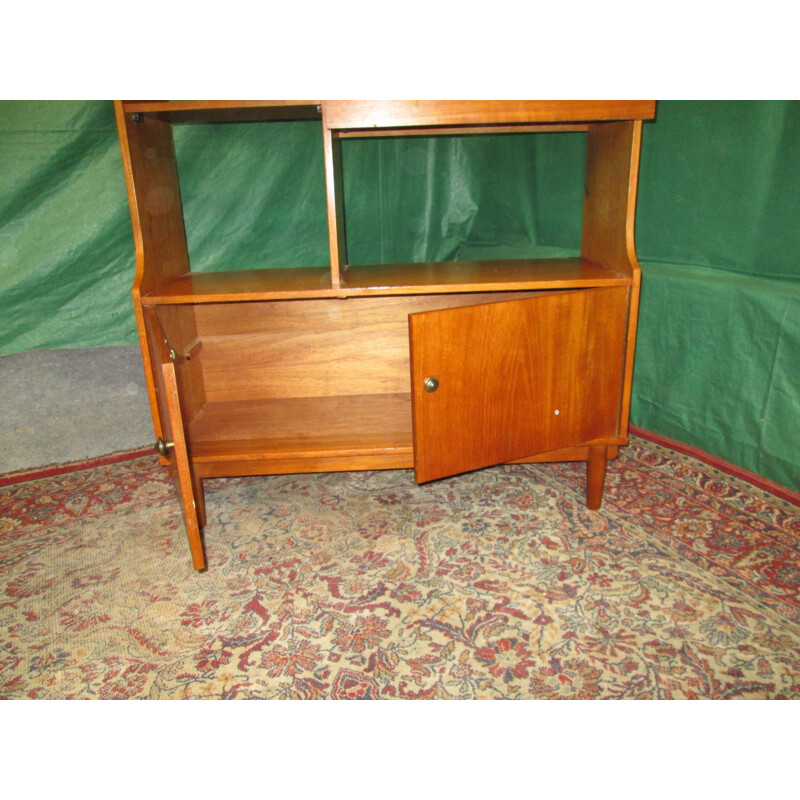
(324, 100, 657, 131)
(118, 100, 656, 128)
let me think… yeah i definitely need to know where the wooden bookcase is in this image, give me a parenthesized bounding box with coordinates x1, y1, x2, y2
(114, 100, 656, 571)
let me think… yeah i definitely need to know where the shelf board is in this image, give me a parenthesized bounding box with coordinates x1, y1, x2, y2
(188, 394, 413, 463)
(324, 100, 657, 131)
(337, 124, 591, 139)
(339, 259, 630, 294)
(142, 267, 335, 303)
(142, 259, 629, 305)
(122, 100, 322, 124)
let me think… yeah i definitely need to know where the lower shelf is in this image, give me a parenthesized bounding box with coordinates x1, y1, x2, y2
(184, 393, 622, 482)
(188, 393, 414, 464)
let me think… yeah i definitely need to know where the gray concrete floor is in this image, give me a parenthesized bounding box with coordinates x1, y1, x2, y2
(0, 346, 155, 473)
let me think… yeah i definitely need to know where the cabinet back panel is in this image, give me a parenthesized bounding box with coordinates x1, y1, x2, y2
(194, 292, 540, 402)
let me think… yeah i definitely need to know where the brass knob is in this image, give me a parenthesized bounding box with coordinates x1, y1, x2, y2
(155, 437, 175, 457)
(424, 377, 439, 393)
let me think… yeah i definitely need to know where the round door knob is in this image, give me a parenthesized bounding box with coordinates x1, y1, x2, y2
(155, 437, 175, 457)
(423, 377, 439, 393)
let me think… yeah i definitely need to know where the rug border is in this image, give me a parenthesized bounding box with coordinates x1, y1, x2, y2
(0, 446, 154, 488)
(1, 432, 797, 507)
(630, 425, 800, 506)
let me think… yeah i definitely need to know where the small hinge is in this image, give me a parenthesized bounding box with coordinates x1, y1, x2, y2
(130, 113, 144, 123)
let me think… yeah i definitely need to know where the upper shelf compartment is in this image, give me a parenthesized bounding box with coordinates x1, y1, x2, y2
(121, 100, 322, 124)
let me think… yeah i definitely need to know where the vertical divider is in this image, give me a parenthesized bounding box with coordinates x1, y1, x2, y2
(322, 109, 347, 288)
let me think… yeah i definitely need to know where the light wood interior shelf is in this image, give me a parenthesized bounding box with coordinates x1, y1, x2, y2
(188, 394, 414, 463)
(141, 258, 629, 304)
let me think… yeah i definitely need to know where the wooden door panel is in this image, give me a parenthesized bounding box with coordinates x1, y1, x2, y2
(143, 308, 206, 570)
(409, 287, 629, 483)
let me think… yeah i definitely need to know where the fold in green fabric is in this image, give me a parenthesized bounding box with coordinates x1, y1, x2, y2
(0, 102, 135, 354)
(633, 262, 800, 490)
(0, 100, 797, 489)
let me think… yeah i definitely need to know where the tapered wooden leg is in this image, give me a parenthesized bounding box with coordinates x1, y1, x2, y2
(586, 445, 608, 510)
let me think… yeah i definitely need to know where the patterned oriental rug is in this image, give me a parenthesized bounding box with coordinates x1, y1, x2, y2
(1, 433, 799, 700)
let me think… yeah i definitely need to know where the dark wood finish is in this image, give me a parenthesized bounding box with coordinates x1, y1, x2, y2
(409, 287, 628, 483)
(114, 99, 653, 569)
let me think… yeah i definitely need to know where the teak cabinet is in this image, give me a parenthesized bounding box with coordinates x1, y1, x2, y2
(114, 100, 656, 571)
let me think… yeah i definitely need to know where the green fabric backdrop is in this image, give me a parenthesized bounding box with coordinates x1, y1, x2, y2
(1, 100, 798, 490)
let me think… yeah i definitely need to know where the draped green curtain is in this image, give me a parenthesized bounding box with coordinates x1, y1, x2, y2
(630, 101, 800, 491)
(636, 101, 800, 278)
(1, 100, 798, 488)
(172, 122, 579, 270)
(339, 133, 578, 264)
(0, 101, 135, 354)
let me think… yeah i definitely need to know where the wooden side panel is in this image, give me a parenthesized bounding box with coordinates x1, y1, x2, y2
(409, 287, 629, 483)
(582, 120, 642, 275)
(114, 106, 191, 295)
(114, 102, 196, 441)
(581, 120, 645, 432)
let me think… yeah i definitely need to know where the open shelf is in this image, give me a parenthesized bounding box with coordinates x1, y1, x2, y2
(141, 258, 629, 304)
(188, 394, 413, 463)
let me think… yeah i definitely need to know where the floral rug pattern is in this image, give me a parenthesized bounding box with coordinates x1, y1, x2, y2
(1, 436, 799, 699)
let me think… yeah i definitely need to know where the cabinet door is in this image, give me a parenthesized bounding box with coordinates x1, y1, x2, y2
(408, 286, 629, 483)
(143, 308, 205, 570)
